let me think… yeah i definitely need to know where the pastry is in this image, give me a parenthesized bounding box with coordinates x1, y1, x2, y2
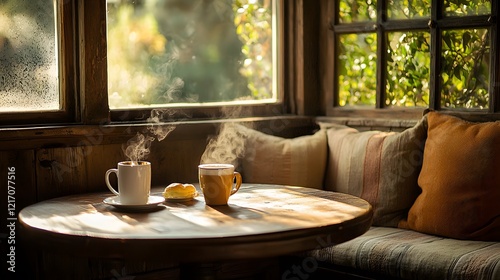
(162, 183, 197, 199)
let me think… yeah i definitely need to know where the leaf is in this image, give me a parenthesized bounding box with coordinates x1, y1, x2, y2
(463, 32, 471, 50)
(454, 67, 462, 80)
(443, 35, 453, 49)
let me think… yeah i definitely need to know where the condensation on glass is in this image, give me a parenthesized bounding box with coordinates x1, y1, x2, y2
(0, 0, 59, 112)
(106, 0, 278, 109)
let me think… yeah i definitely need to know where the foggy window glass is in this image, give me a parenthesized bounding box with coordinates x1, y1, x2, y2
(107, 0, 277, 109)
(0, 0, 59, 112)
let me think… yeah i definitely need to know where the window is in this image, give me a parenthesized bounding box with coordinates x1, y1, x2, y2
(0, 0, 58, 111)
(0, 0, 76, 125)
(107, 0, 278, 110)
(327, 0, 499, 117)
(0, 0, 283, 126)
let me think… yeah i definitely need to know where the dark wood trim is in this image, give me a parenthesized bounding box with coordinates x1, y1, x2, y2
(110, 103, 287, 122)
(332, 22, 377, 34)
(381, 19, 430, 31)
(278, 0, 287, 113)
(294, 0, 321, 116)
(491, 1, 499, 112)
(437, 15, 491, 29)
(78, 0, 110, 124)
(59, 0, 79, 122)
(294, 0, 305, 115)
(376, 0, 386, 109)
(428, 0, 441, 110)
(320, 0, 334, 115)
(326, 107, 427, 120)
(326, 106, 500, 122)
(332, 0, 341, 108)
(0, 116, 318, 151)
(285, 0, 297, 114)
(282, 0, 322, 116)
(334, 16, 491, 33)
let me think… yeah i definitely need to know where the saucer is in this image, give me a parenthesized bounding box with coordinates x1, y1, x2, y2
(103, 195, 165, 211)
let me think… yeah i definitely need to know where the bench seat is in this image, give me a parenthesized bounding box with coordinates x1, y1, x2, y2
(304, 227, 500, 280)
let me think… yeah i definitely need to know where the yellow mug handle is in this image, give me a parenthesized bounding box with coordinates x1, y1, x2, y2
(230, 171, 242, 196)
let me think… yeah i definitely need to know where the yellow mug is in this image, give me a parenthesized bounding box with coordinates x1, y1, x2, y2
(198, 164, 242, 206)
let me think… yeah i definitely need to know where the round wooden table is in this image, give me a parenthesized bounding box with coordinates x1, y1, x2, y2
(19, 184, 372, 263)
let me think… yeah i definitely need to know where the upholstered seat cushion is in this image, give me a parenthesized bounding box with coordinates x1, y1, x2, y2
(304, 227, 500, 280)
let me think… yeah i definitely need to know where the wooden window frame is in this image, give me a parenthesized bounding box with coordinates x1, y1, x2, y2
(321, 0, 500, 121)
(80, 0, 293, 125)
(1, 0, 318, 127)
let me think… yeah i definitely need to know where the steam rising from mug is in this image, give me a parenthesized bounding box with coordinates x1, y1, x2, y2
(124, 109, 176, 162)
(200, 122, 250, 169)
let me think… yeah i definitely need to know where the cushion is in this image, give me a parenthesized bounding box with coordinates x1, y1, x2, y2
(303, 227, 500, 280)
(324, 117, 427, 227)
(399, 112, 500, 241)
(239, 125, 327, 189)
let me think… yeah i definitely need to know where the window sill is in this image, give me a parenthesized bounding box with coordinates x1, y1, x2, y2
(0, 115, 318, 151)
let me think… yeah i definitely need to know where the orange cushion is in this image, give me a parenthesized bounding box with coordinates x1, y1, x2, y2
(399, 112, 500, 241)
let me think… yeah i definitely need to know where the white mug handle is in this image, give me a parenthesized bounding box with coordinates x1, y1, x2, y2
(105, 168, 120, 196)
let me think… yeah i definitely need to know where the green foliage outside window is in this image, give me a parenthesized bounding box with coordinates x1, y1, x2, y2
(339, 0, 376, 23)
(387, 0, 430, 19)
(233, 0, 273, 100)
(338, 33, 377, 106)
(387, 32, 430, 107)
(444, 0, 491, 16)
(107, 0, 274, 109)
(441, 29, 489, 109)
(338, 0, 492, 109)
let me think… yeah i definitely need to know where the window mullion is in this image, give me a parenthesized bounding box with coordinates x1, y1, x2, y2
(491, 1, 500, 113)
(376, 0, 386, 109)
(78, 0, 110, 125)
(428, 0, 442, 110)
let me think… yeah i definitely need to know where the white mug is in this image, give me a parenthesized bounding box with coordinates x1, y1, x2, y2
(105, 161, 151, 205)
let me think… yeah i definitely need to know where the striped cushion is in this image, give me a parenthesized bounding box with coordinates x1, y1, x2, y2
(324, 117, 427, 227)
(305, 227, 500, 279)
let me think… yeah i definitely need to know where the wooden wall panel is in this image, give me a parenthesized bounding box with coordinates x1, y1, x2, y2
(34, 138, 209, 201)
(36, 147, 90, 201)
(84, 144, 125, 194)
(150, 138, 209, 185)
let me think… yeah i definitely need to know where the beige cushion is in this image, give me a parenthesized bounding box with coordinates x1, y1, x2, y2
(324, 117, 427, 227)
(399, 112, 500, 241)
(240, 125, 327, 189)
